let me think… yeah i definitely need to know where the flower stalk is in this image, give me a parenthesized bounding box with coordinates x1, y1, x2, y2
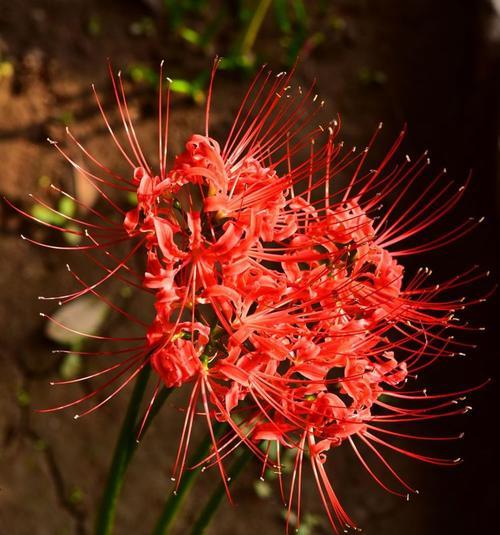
(95, 365, 172, 535)
(188, 449, 253, 535)
(152, 422, 226, 535)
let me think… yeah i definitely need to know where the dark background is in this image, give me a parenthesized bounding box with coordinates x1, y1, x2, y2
(0, 1, 498, 534)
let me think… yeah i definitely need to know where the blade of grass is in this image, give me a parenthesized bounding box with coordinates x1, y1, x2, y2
(239, 0, 272, 58)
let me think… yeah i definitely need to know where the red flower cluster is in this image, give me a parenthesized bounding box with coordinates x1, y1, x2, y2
(13, 62, 488, 533)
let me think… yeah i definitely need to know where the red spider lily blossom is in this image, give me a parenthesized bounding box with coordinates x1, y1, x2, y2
(8, 59, 490, 533)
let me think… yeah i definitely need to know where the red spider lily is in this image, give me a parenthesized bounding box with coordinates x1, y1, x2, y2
(7, 59, 490, 533)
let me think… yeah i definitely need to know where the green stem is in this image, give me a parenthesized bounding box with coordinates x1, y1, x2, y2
(188, 449, 253, 535)
(239, 0, 272, 58)
(152, 422, 225, 535)
(134, 385, 173, 439)
(95, 365, 171, 535)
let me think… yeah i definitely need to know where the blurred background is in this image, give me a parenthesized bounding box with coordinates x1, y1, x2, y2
(0, 1, 498, 534)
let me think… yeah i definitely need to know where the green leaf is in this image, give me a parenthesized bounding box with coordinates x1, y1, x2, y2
(87, 15, 102, 36)
(16, 387, 30, 408)
(38, 175, 52, 188)
(254, 479, 272, 499)
(274, 0, 292, 34)
(128, 65, 158, 86)
(59, 353, 83, 380)
(31, 204, 65, 226)
(0, 60, 14, 79)
(292, 0, 308, 28)
(179, 27, 201, 46)
(58, 196, 76, 217)
(68, 486, 85, 505)
(129, 17, 155, 37)
(56, 110, 75, 125)
(169, 79, 194, 95)
(62, 224, 82, 246)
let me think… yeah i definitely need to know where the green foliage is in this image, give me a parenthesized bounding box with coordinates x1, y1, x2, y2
(16, 387, 31, 408)
(0, 59, 14, 80)
(87, 14, 102, 37)
(59, 353, 83, 380)
(31, 204, 65, 226)
(68, 486, 85, 505)
(56, 110, 75, 125)
(358, 66, 388, 87)
(30, 196, 80, 245)
(122, 1, 335, 109)
(128, 64, 158, 86)
(59, 196, 76, 217)
(129, 17, 156, 37)
(253, 478, 273, 499)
